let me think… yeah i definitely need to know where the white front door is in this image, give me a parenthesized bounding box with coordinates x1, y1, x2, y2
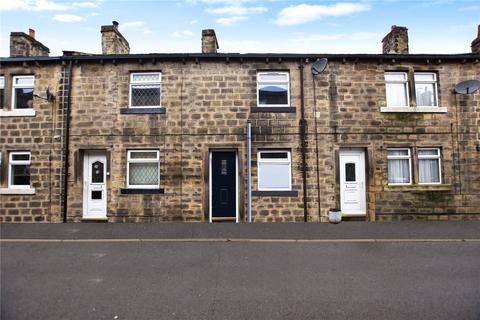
(83, 151, 107, 219)
(339, 149, 366, 215)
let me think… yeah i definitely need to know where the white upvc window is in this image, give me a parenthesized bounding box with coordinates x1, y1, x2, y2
(8, 151, 31, 189)
(129, 72, 162, 108)
(418, 148, 441, 184)
(257, 151, 292, 191)
(12, 75, 34, 109)
(385, 72, 409, 108)
(257, 72, 290, 107)
(414, 72, 438, 107)
(0, 76, 4, 109)
(387, 148, 412, 185)
(127, 150, 160, 189)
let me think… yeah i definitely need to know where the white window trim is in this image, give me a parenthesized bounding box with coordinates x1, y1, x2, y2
(8, 151, 32, 189)
(418, 148, 442, 185)
(126, 150, 160, 189)
(384, 72, 409, 108)
(128, 72, 162, 109)
(257, 150, 292, 191)
(414, 72, 438, 108)
(12, 75, 34, 110)
(0, 109, 36, 117)
(257, 72, 290, 107)
(387, 148, 412, 186)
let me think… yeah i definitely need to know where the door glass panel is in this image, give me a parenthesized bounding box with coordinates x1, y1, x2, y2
(91, 161, 104, 183)
(221, 160, 228, 175)
(91, 190, 102, 200)
(345, 163, 356, 182)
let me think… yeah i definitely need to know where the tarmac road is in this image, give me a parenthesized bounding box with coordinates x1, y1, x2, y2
(1, 222, 480, 320)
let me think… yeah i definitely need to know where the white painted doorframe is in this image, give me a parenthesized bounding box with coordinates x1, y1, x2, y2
(82, 151, 107, 219)
(208, 150, 239, 223)
(339, 149, 367, 216)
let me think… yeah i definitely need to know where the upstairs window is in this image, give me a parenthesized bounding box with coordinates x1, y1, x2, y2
(387, 148, 411, 185)
(0, 76, 4, 109)
(418, 148, 441, 184)
(385, 72, 409, 107)
(9, 152, 31, 189)
(257, 72, 290, 107)
(127, 150, 160, 189)
(12, 75, 34, 109)
(414, 73, 438, 107)
(258, 151, 292, 191)
(129, 72, 162, 108)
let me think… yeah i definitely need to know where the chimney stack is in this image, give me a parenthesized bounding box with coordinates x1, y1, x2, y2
(101, 21, 130, 55)
(202, 29, 219, 54)
(10, 29, 49, 57)
(471, 24, 480, 54)
(382, 25, 409, 54)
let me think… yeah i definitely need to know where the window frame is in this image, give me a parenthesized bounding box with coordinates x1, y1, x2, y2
(414, 72, 438, 108)
(387, 148, 412, 185)
(11, 75, 35, 110)
(8, 151, 32, 189)
(256, 71, 290, 108)
(0, 75, 4, 109)
(128, 72, 162, 109)
(417, 148, 442, 185)
(257, 150, 292, 191)
(384, 72, 409, 108)
(126, 150, 160, 189)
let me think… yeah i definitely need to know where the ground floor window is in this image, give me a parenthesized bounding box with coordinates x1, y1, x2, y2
(257, 150, 291, 191)
(418, 148, 441, 184)
(387, 148, 411, 185)
(127, 150, 160, 189)
(9, 151, 31, 188)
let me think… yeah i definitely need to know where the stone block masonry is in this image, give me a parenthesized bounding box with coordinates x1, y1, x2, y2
(1, 24, 479, 223)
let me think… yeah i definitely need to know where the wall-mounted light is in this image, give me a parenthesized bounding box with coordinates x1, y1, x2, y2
(34, 86, 55, 102)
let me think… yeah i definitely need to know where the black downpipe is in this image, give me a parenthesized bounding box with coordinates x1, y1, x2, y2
(299, 60, 308, 222)
(62, 61, 73, 223)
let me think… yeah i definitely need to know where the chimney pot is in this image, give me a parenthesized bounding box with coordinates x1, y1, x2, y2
(29, 29, 35, 38)
(101, 21, 130, 54)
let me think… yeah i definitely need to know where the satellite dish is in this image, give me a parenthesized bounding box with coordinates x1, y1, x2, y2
(454, 80, 480, 94)
(311, 58, 328, 76)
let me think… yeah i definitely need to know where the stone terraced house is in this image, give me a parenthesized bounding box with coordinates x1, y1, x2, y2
(1, 22, 479, 223)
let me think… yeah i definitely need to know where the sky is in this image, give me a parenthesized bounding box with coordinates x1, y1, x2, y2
(0, 0, 479, 57)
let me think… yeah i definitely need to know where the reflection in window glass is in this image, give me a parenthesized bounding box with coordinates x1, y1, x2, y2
(257, 72, 290, 107)
(345, 163, 356, 182)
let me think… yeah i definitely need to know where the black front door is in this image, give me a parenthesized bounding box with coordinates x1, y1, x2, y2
(211, 151, 237, 219)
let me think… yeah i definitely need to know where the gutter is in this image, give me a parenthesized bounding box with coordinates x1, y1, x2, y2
(1, 53, 478, 64)
(299, 60, 308, 222)
(62, 61, 73, 223)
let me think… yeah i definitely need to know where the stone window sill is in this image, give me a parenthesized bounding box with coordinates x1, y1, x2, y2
(0, 188, 36, 195)
(380, 107, 447, 113)
(120, 188, 165, 194)
(252, 190, 298, 197)
(0, 109, 36, 117)
(251, 106, 296, 113)
(383, 184, 452, 192)
(120, 107, 166, 114)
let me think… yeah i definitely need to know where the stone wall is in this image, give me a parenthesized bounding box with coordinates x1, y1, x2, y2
(1, 56, 479, 222)
(0, 63, 63, 222)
